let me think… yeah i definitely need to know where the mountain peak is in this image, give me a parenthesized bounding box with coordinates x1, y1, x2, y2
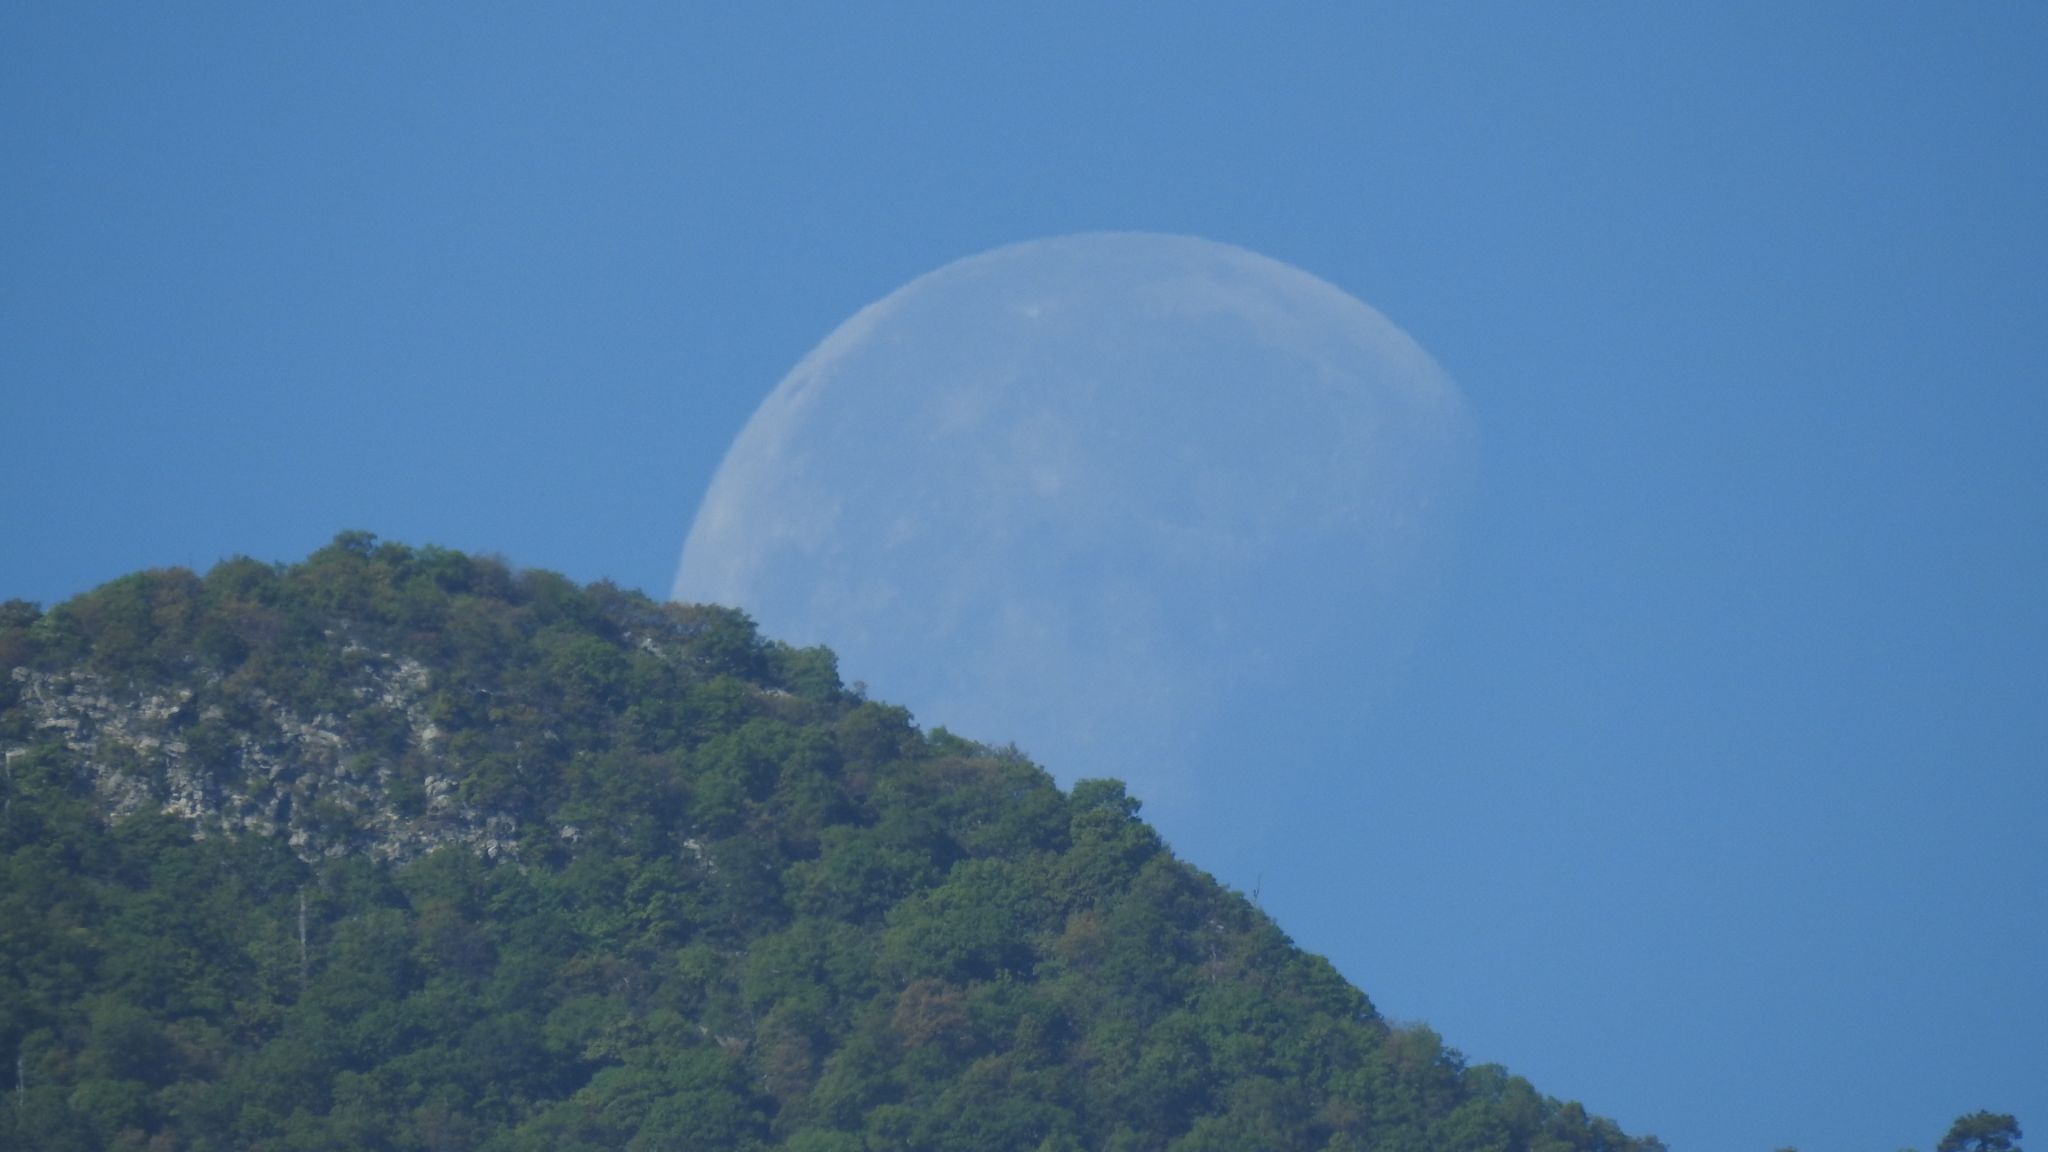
(0, 535, 1661, 1151)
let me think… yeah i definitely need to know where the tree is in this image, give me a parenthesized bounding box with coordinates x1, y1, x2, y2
(1941, 1112, 2022, 1152)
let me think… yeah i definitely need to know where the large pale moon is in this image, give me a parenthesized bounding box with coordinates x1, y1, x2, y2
(676, 232, 1473, 811)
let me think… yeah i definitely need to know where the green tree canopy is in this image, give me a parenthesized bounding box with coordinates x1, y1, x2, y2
(0, 534, 1668, 1151)
(1942, 1111, 2023, 1152)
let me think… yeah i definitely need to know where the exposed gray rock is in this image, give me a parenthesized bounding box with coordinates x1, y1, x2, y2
(7, 660, 518, 863)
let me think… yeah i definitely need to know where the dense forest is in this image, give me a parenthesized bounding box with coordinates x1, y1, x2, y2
(2, 533, 1669, 1150)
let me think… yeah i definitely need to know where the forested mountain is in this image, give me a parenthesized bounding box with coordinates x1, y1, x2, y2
(0, 534, 1663, 1152)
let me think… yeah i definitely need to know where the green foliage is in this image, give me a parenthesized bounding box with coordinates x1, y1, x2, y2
(0, 534, 1668, 1151)
(1941, 1112, 2023, 1152)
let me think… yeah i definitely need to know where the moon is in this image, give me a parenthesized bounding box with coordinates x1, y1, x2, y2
(676, 232, 1473, 816)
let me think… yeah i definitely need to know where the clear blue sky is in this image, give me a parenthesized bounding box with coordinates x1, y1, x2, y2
(4, 6, 2043, 1149)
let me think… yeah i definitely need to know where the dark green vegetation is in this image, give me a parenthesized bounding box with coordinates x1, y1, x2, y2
(0, 534, 1665, 1151)
(1939, 1113, 2023, 1152)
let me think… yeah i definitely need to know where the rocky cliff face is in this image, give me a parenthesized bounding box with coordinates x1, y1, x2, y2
(7, 654, 517, 863)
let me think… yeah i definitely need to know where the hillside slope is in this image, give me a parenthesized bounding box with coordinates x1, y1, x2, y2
(0, 534, 1662, 1152)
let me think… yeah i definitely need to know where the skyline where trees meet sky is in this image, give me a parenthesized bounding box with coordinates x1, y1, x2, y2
(4, 7, 2044, 1150)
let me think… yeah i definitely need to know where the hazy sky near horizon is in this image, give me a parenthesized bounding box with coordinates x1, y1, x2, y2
(4, 7, 2045, 1150)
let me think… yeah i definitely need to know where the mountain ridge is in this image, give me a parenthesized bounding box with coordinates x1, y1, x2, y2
(0, 533, 1661, 1151)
